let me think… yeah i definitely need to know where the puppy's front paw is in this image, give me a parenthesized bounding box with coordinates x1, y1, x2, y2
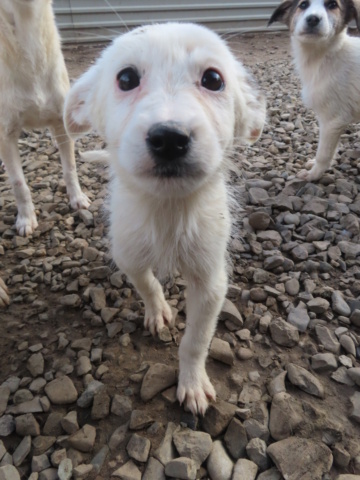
(69, 191, 91, 210)
(0, 278, 9, 308)
(16, 211, 38, 236)
(177, 369, 216, 416)
(144, 297, 173, 336)
(297, 163, 324, 182)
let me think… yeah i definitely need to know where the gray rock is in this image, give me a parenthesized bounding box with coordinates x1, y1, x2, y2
(246, 438, 270, 471)
(287, 363, 324, 398)
(267, 371, 287, 397)
(126, 434, 151, 463)
(202, 400, 237, 437)
(32, 454, 51, 473)
(339, 335, 356, 356)
(285, 278, 300, 296)
(142, 457, 165, 480)
(269, 318, 299, 347)
(0, 415, 15, 437)
(207, 440, 233, 480)
(257, 468, 282, 480)
(348, 368, 360, 387)
(232, 459, 258, 480)
(269, 392, 303, 440)
(13, 435, 31, 467)
(311, 353, 338, 372)
(153, 422, 177, 465)
(332, 291, 351, 317)
(349, 392, 360, 424)
(61, 411, 79, 434)
(129, 410, 154, 431)
(315, 326, 341, 354)
(140, 363, 177, 401)
(248, 212, 271, 231)
(0, 466, 20, 480)
(15, 413, 40, 436)
(224, 418, 248, 459)
(66, 424, 96, 453)
(307, 297, 330, 314)
(112, 460, 141, 480)
(350, 310, 360, 328)
(267, 437, 333, 480)
(77, 380, 104, 408)
(209, 337, 234, 365)
(219, 299, 243, 328)
(44, 376, 78, 404)
(27, 353, 44, 377)
(0, 388, 10, 417)
(108, 422, 129, 453)
(76, 357, 92, 376)
(173, 429, 212, 468)
(165, 457, 197, 480)
(287, 303, 310, 332)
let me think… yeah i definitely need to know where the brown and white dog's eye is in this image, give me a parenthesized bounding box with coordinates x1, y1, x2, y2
(117, 67, 140, 91)
(325, 0, 338, 9)
(298, 1, 310, 10)
(201, 69, 225, 91)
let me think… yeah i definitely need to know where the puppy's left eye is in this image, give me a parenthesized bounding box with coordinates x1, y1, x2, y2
(117, 67, 140, 91)
(201, 69, 224, 91)
(326, 0, 338, 9)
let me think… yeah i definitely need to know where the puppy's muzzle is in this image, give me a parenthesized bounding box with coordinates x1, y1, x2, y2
(146, 122, 194, 178)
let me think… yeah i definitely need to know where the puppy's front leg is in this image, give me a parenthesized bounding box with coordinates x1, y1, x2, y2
(177, 265, 227, 415)
(0, 135, 38, 236)
(50, 121, 90, 210)
(297, 120, 343, 181)
(127, 268, 174, 336)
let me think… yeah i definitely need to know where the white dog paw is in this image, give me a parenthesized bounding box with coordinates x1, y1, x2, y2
(177, 370, 216, 416)
(16, 212, 38, 236)
(144, 297, 173, 336)
(0, 278, 9, 308)
(70, 191, 91, 210)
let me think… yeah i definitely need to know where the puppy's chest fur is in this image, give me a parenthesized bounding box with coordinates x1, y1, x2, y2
(110, 176, 231, 278)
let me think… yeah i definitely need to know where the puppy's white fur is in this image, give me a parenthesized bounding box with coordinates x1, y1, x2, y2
(0, 0, 89, 236)
(64, 23, 265, 414)
(269, 0, 360, 181)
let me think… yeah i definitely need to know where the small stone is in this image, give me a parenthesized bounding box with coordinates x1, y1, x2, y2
(173, 429, 212, 468)
(232, 459, 258, 480)
(66, 425, 96, 453)
(0, 415, 15, 436)
(112, 460, 141, 479)
(332, 291, 351, 317)
(311, 353, 338, 372)
(348, 368, 360, 387)
(0, 388, 10, 417)
(165, 457, 197, 480)
(0, 466, 21, 480)
(142, 457, 165, 480)
(129, 410, 154, 430)
(27, 353, 44, 377)
(287, 363, 324, 398)
(269, 392, 303, 441)
(209, 337, 234, 365)
(220, 299, 243, 328)
(224, 418, 248, 459)
(45, 376, 78, 404)
(202, 400, 237, 437)
(32, 454, 51, 473)
(73, 464, 93, 479)
(13, 435, 31, 467)
(246, 438, 270, 471)
(340, 335, 356, 356)
(269, 318, 299, 347)
(207, 440, 233, 480)
(126, 434, 151, 463)
(77, 380, 104, 408)
(153, 422, 177, 465)
(287, 303, 310, 332)
(249, 211, 271, 231)
(349, 392, 360, 424)
(307, 297, 330, 314)
(140, 364, 177, 402)
(76, 357, 92, 376)
(111, 395, 132, 420)
(61, 411, 79, 434)
(15, 413, 40, 436)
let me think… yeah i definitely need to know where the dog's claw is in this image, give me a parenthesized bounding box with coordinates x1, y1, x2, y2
(70, 192, 91, 210)
(16, 213, 38, 236)
(177, 370, 216, 416)
(144, 299, 173, 336)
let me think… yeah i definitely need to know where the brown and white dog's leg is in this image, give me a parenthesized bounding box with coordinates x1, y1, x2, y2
(126, 268, 174, 336)
(0, 134, 38, 236)
(177, 265, 228, 415)
(50, 121, 90, 210)
(297, 120, 343, 181)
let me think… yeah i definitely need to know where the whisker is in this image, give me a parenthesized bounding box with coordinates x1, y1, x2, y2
(102, 0, 130, 33)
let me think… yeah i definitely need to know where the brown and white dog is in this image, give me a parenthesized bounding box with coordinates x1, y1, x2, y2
(269, 0, 360, 181)
(0, 0, 90, 236)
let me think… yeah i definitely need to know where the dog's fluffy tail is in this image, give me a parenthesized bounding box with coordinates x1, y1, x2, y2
(79, 150, 110, 163)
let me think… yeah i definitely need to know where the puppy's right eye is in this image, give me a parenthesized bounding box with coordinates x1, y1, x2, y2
(299, 0, 309, 9)
(117, 67, 140, 91)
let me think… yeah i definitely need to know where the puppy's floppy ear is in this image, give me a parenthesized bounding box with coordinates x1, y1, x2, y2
(64, 65, 99, 139)
(234, 64, 266, 145)
(344, 0, 360, 30)
(268, 0, 293, 26)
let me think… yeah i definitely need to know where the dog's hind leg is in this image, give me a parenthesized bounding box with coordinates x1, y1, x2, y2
(50, 121, 90, 210)
(126, 268, 174, 336)
(297, 120, 343, 181)
(177, 265, 228, 415)
(0, 135, 38, 236)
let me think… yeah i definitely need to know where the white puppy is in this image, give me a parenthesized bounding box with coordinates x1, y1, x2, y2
(0, 0, 90, 236)
(64, 23, 265, 414)
(269, 0, 360, 181)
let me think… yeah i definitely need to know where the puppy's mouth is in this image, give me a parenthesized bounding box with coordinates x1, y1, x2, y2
(152, 161, 201, 179)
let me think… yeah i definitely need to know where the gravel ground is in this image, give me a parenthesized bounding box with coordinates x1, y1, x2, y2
(1, 31, 360, 480)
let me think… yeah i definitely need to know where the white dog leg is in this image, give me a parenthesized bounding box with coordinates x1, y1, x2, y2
(0, 136, 38, 236)
(177, 266, 228, 415)
(50, 122, 90, 210)
(127, 268, 174, 336)
(297, 122, 342, 181)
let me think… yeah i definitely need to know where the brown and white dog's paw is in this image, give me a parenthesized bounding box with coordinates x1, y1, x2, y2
(144, 296, 174, 336)
(177, 368, 216, 416)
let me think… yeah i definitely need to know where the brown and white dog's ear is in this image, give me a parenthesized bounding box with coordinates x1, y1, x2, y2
(64, 65, 100, 139)
(234, 65, 266, 145)
(344, 0, 360, 30)
(268, 1, 294, 26)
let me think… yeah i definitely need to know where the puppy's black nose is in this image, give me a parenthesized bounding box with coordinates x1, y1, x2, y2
(306, 15, 320, 28)
(146, 122, 190, 162)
